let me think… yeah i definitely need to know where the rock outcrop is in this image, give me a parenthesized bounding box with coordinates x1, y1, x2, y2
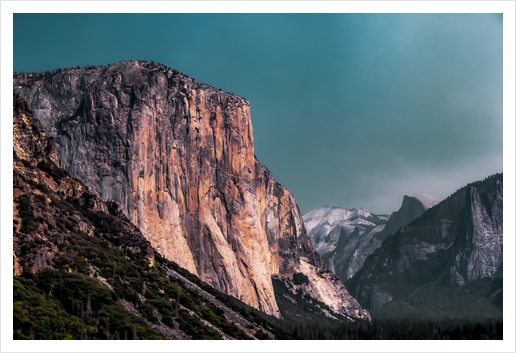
(346, 174, 503, 319)
(14, 61, 369, 320)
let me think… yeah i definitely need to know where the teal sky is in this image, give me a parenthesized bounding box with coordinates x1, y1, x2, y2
(13, 14, 503, 214)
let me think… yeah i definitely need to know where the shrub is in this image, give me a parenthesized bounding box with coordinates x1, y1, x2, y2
(20, 216, 38, 233)
(255, 330, 270, 340)
(36, 161, 67, 182)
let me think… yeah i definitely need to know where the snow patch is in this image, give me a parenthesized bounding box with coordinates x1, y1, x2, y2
(304, 205, 391, 280)
(410, 194, 439, 210)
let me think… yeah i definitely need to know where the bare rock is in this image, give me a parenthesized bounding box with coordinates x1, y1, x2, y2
(14, 62, 368, 320)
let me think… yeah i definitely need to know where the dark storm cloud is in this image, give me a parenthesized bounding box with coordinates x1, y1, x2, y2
(14, 13, 503, 214)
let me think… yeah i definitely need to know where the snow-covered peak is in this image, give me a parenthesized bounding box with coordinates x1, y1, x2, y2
(351, 207, 372, 219)
(303, 204, 390, 282)
(409, 194, 439, 210)
(303, 206, 374, 231)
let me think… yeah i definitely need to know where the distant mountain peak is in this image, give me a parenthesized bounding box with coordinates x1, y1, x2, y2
(374, 193, 440, 241)
(346, 174, 503, 318)
(304, 205, 389, 281)
(304, 192, 441, 284)
(406, 194, 439, 210)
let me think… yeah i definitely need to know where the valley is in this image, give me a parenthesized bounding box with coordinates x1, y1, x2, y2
(12, 62, 503, 340)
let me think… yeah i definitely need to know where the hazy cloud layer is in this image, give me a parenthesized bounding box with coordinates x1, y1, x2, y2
(14, 14, 503, 214)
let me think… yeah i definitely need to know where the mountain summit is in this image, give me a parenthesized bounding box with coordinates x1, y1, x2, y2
(304, 193, 439, 283)
(13, 61, 369, 321)
(377, 194, 439, 242)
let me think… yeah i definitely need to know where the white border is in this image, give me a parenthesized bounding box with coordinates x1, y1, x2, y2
(1, 2, 514, 352)
(0, 1, 514, 14)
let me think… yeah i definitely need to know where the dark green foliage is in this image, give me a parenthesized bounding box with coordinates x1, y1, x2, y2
(177, 309, 222, 340)
(138, 302, 159, 324)
(13, 92, 265, 341)
(14, 276, 87, 339)
(291, 317, 503, 340)
(14, 271, 163, 340)
(131, 265, 251, 339)
(20, 217, 39, 233)
(165, 262, 301, 339)
(34, 194, 47, 205)
(254, 330, 270, 340)
(149, 297, 175, 328)
(197, 302, 251, 339)
(14, 188, 246, 340)
(163, 261, 296, 339)
(36, 160, 67, 182)
(293, 273, 309, 285)
(16, 194, 40, 234)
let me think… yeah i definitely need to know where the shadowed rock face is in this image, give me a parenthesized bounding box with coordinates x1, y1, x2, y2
(346, 174, 503, 317)
(377, 194, 439, 242)
(12, 93, 152, 275)
(14, 61, 369, 320)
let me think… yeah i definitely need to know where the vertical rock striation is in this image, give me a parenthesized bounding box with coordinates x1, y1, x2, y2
(14, 61, 368, 320)
(346, 174, 503, 318)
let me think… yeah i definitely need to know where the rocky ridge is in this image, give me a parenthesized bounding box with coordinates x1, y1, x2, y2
(304, 194, 437, 283)
(13, 61, 369, 321)
(346, 174, 503, 318)
(376, 194, 439, 242)
(304, 206, 389, 281)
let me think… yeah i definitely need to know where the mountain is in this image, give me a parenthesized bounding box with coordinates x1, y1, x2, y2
(346, 174, 503, 319)
(13, 61, 369, 322)
(304, 206, 389, 281)
(12, 91, 503, 340)
(13, 93, 297, 340)
(376, 194, 439, 242)
(304, 194, 438, 283)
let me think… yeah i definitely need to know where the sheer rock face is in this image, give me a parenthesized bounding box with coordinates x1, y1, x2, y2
(378, 194, 439, 242)
(346, 174, 503, 313)
(12, 93, 134, 274)
(14, 61, 369, 320)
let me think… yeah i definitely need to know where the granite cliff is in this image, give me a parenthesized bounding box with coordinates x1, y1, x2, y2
(14, 61, 369, 321)
(376, 194, 439, 242)
(12, 94, 294, 339)
(346, 174, 503, 319)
